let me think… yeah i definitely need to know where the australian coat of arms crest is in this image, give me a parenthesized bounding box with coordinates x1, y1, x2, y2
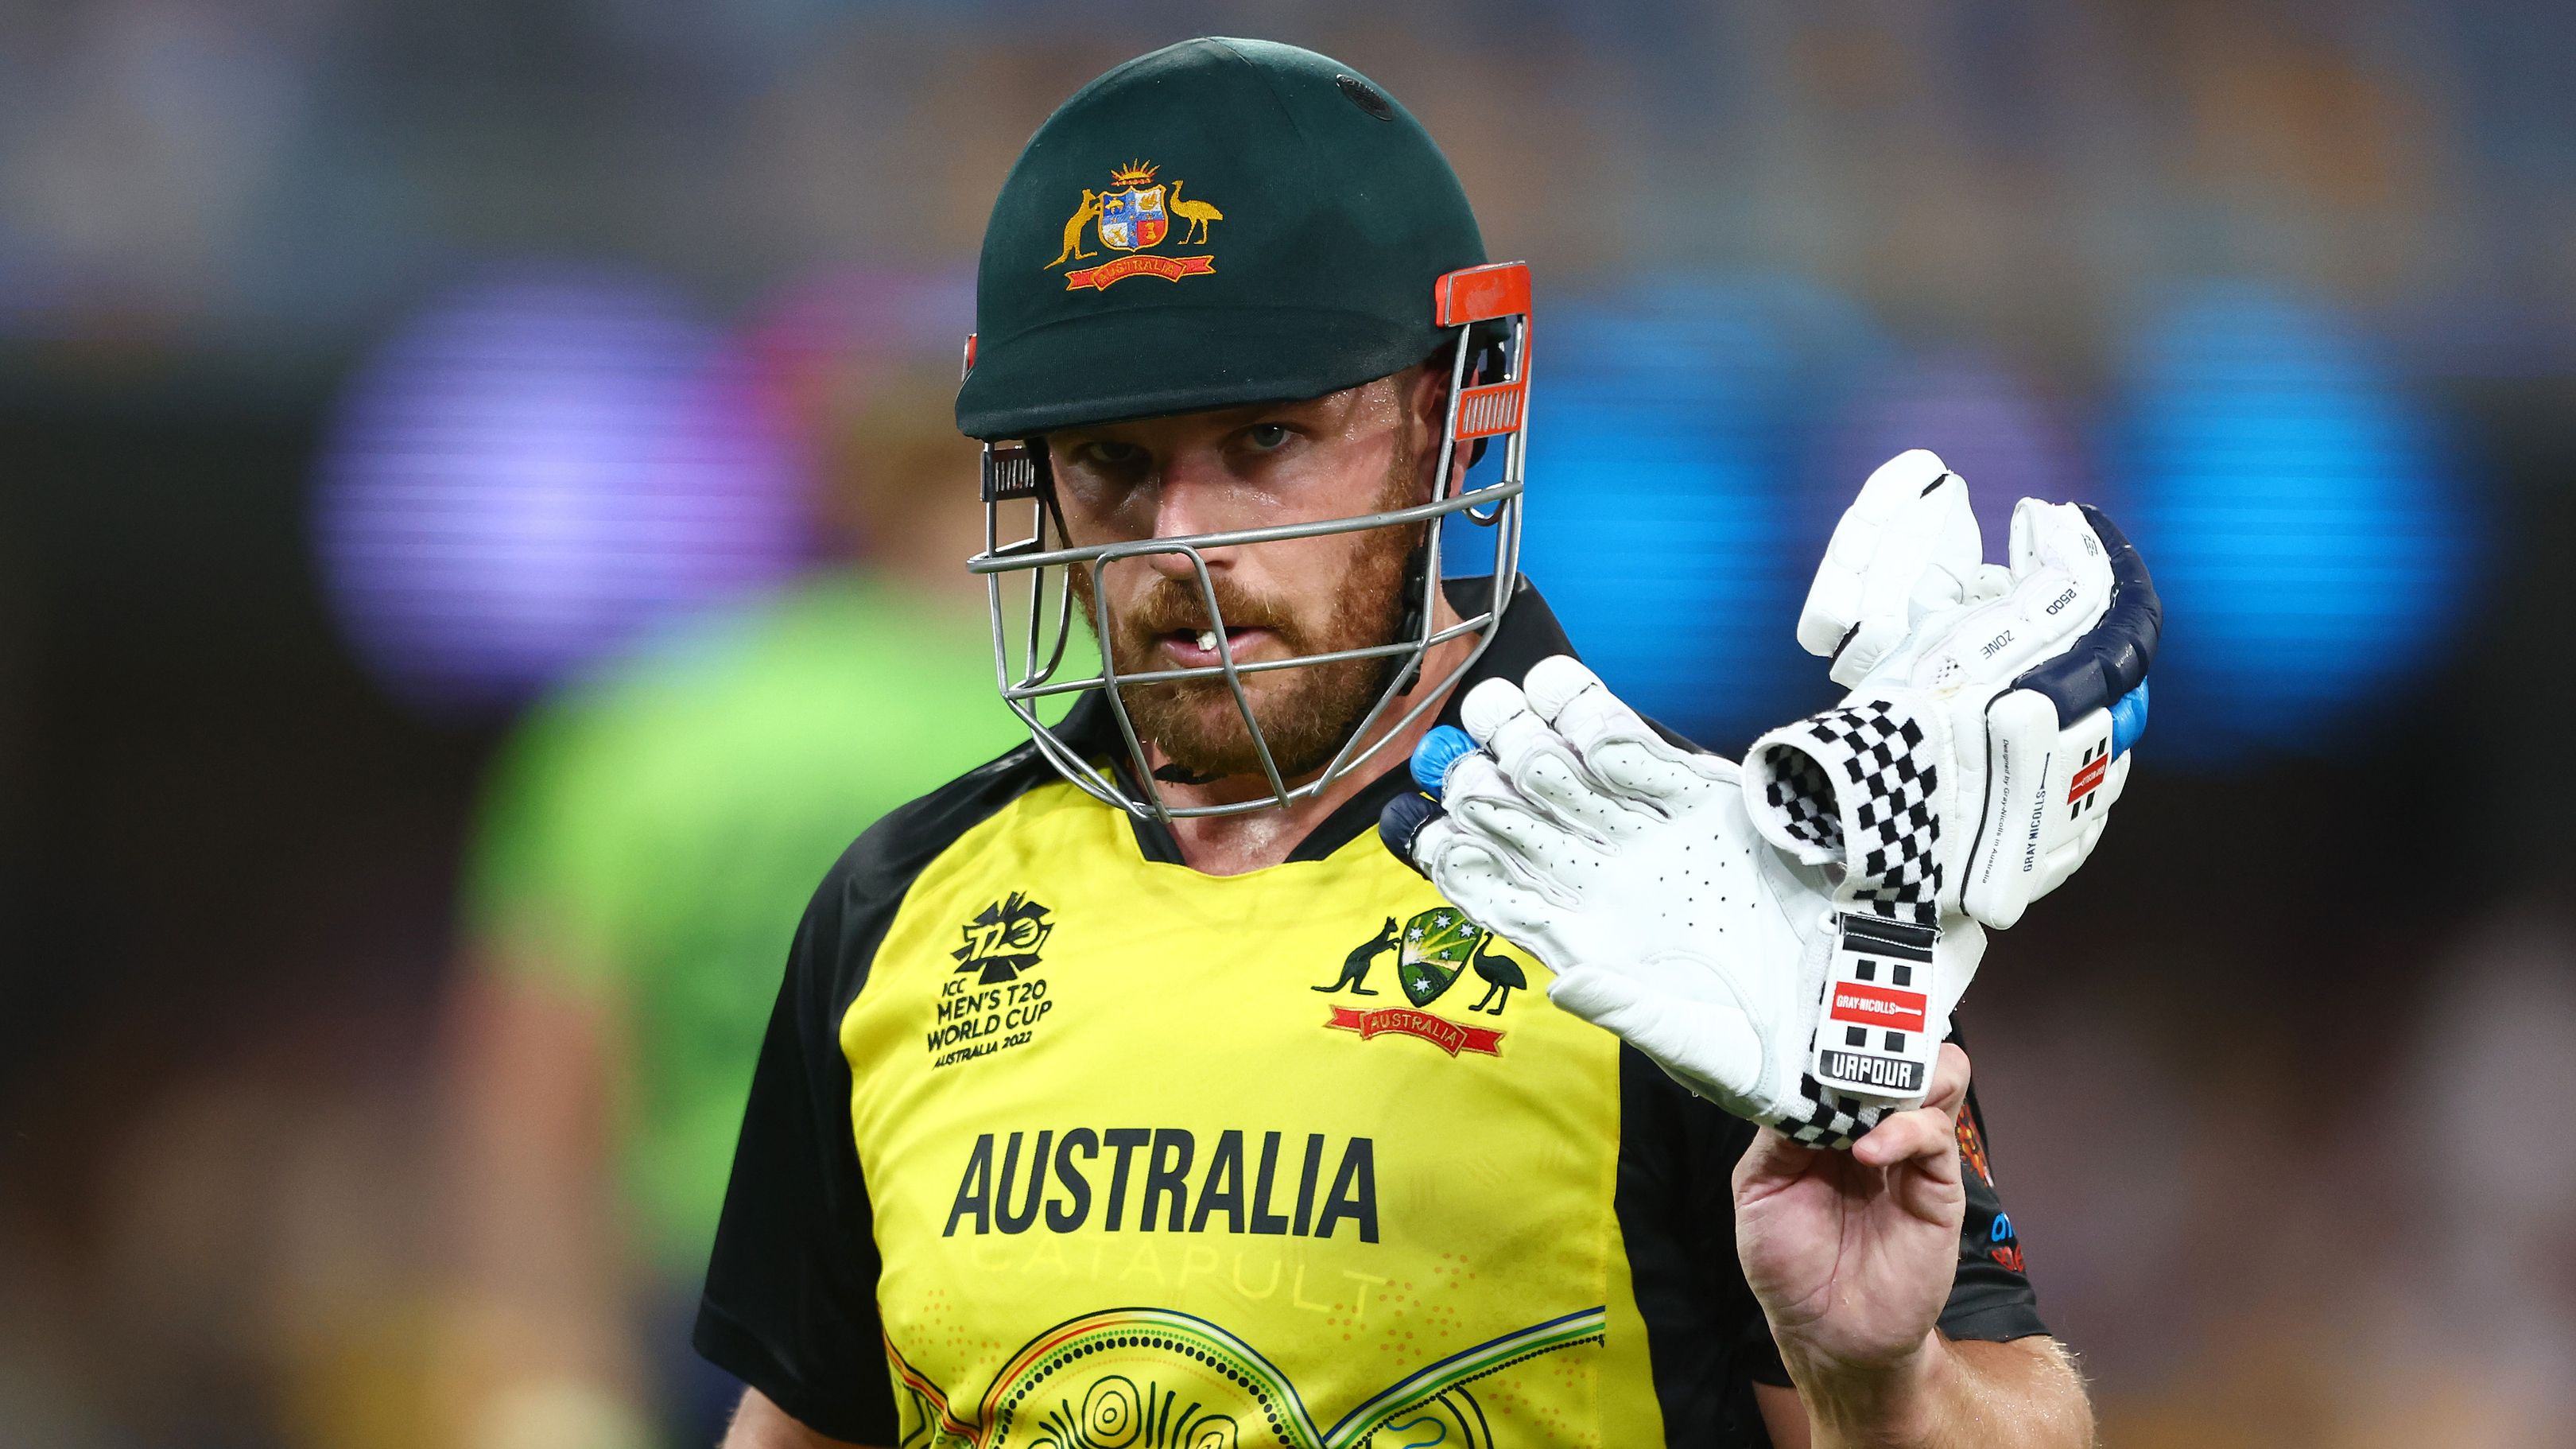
(1047, 160, 1223, 293)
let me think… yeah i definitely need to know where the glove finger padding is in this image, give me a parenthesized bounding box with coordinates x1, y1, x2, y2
(1441, 752, 1604, 903)
(1517, 656, 1737, 809)
(1798, 450, 1988, 687)
(1410, 815, 1575, 944)
(1963, 507, 2157, 927)
(1459, 678, 1658, 844)
(1748, 488, 2158, 927)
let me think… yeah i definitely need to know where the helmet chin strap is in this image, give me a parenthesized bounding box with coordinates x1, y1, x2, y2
(1380, 534, 1433, 700)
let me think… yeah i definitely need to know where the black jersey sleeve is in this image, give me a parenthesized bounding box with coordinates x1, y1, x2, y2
(1615, 1045, 1788, 1445)
(692, 868, 899, 1443)
(1938, 1085, 2046, 1342)
(695, 744, 1051, 1441)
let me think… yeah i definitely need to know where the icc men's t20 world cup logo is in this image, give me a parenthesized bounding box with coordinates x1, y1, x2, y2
(933, 892, 1060, 1070)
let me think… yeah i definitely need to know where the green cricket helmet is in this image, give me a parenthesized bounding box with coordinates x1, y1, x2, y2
(957, 37, 1534, 821)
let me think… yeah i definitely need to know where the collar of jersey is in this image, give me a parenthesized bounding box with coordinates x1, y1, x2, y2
(1049, 575, 1577, 867)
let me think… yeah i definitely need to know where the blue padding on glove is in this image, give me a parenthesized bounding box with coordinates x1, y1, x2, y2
(2009, 503, 2163, 728)
(1378, 791, 1441, 874)
(1412, 724, 1476, 797)
(2110, 678, 2151, 757)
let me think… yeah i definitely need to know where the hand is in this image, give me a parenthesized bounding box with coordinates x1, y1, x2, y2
(1733, 1041, 1973, 1423)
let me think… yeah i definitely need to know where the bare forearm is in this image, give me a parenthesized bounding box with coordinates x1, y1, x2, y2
(1791, 1334, 2092, 1449)
(436, 961, 652, 1442)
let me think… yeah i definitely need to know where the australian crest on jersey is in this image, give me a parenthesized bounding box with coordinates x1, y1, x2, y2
(1313, 904, 1524, 1058)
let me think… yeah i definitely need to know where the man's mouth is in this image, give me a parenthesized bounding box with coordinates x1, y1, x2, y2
(1159, 626, 1270, 668)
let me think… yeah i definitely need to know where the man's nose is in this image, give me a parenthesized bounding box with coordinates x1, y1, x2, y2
(1142, 461, 1239, 579)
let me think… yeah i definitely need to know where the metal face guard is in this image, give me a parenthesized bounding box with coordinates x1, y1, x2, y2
(964, 262, 1535, 821)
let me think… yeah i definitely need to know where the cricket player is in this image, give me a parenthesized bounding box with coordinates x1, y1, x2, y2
(700, 38, 2135, 1448)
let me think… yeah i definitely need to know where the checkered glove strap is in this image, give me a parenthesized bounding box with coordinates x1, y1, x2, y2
(1751, 701, 1949, 927)
(1377, 656, 1983, 1146)
(1741, 700, 1977, 1110)
(1746, 450, 2161, 930)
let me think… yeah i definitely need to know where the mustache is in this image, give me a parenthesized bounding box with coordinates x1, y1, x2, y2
(1112, 575, 1298, 640)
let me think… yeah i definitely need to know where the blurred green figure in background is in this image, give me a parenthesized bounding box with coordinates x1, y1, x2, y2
(432, 278, 1040, 1449)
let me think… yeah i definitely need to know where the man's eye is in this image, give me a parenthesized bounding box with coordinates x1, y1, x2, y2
(1245, 424, 1291, 452)
(1081, 441, 1146, 468)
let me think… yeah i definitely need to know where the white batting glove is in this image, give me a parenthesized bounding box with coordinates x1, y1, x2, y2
(1734, 450, 2157, 1105)
(1762, 445, 2163, 918)
(1378, 657, 1984, 1146)
(1748, 449, 2159, 931)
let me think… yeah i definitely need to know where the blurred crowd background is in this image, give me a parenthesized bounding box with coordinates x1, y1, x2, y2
(5, 2, 2574, 1446)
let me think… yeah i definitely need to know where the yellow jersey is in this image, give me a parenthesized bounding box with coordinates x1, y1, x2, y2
(695, 584, 2046, 1447)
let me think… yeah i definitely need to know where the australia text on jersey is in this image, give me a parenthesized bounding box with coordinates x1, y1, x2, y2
(945, 1127, 1378, 1241)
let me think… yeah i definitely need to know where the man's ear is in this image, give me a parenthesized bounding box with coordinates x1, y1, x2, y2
(1404, 360, 1465, 499)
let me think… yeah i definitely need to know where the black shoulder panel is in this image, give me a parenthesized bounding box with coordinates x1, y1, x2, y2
(813, 740, 1061, 1009)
